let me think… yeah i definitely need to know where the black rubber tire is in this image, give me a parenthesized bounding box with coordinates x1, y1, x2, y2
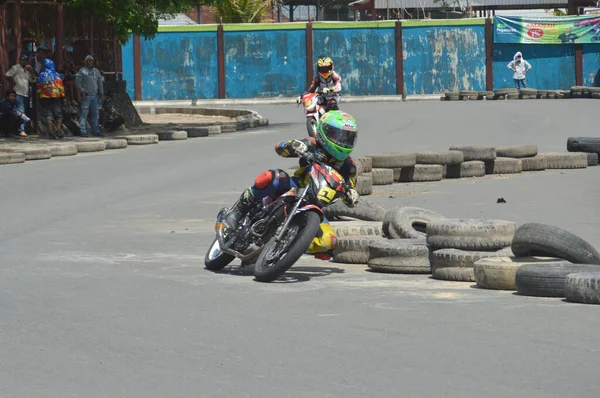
(254, 211, 321, 282)
(446, 161, 485, 178)
(48, 143, 79, 156)
(521, 156, 547, 171)
(515, 263, 600, 298)
(496, 145, 538, 158)
(355, 174, 373, 195)
(332, 235, 385, 264)
(382, 207, 446, 239)
(13, 146, 52, 160)
(324, 198, 386, 221)
(370, 153, 416, 168)
(484, 157, 522, 174)
(519, 88, 538, 97)
(565, 272, 600, 304)
(0, 151, 26, 165)
(426, 219, 517, 251)
(368, 239, 430, 274)
(474, 256, 565, 291)
(371, 168, 394, 185)
(415, 151, 464, 165)
(494, 88, 518, 96)
(355, 156, 372, 175)
(397, 165, 444, 182)
(104, 139, 128, 150)
(567, 137, 600, 154)
(429, 247, 513, 282)
(448, 145, 496, 161)
(511, 223, 600, 265)
(330, 221, 383, 237)
(587, 152, 599, 166)
(204, 237, 235, 270)
(542, 152, 587, 169)
(445, 92, 460, 101)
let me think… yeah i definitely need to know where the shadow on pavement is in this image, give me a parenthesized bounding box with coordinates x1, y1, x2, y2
(211, 264, 345, 283)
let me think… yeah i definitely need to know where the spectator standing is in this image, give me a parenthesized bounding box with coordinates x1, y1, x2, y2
(0, 89, 33, 137)
(76, 55, 104, 137)
(36, 58, 65, 139)
(507, 52, 532, 93)
(6, 54, 35, 137)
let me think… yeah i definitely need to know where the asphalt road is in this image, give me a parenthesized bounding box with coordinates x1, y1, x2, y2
(1, 99, 599, 398)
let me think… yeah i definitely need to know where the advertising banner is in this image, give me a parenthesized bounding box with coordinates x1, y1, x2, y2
(494, 15, 600, 44)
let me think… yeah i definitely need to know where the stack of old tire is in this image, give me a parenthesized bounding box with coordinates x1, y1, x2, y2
(426, 219, 516, 282)
(355, 156, 374, 196)
(570, 85, 600, 99)
(473, 223, 600, 305)
(366, 207, 448, 274)
(447, 145, 525, 176)
(368, 153, 417, 184)
(325, 199, 387, 265)
(448, 144, 593, 173)
(325, 201, 444, 273)
(566, 137, 600, 167)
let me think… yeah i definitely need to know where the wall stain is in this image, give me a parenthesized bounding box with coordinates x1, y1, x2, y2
(403, 26, 486, 94)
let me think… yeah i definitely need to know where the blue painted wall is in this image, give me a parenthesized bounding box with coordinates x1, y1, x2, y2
(493, 44, 575, 90)
(224, 29, 306, 98)
(122, 37, 135, 98)
(403, 25, 486, 94)
(582, 44, 600, 87)
(140, 32, 218, 100)
(312, 28, 396, 95)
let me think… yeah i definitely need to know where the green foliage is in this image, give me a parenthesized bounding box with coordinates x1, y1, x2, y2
(64, 0, 198, 43)
(211, 0, 281, 23)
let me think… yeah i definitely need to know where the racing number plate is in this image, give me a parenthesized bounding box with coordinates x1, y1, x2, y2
(317, 187, 336, 204)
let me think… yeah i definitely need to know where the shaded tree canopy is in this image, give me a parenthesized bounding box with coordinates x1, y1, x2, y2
(64, 0, 200, 43)
(201, 0, 282, 23)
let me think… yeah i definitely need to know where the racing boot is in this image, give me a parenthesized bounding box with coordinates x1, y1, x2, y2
(222, 188, 258, 231)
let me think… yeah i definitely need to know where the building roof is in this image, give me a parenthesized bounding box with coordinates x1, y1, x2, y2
(158, 13, 198, 26)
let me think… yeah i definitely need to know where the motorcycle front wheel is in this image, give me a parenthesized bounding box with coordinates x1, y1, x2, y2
(254, 211, 321, 282)
(306, 117, 317, 138)
(205, 237, 235, 270)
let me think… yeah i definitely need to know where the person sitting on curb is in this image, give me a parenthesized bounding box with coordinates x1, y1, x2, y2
(507, 52, 532, 93)
(0, 89, 33, 138)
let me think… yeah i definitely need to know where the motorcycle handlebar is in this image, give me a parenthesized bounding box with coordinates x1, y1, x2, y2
(297, 151, 350, 194)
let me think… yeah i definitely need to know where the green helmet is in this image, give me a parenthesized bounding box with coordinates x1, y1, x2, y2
(316, 110, 358, 162)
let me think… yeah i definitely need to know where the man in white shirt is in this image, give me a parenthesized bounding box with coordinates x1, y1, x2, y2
(6, 54, 34, 136)
(507, 51, 532, 93)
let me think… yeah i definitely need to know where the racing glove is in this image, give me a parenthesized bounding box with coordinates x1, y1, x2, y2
(342, 188, 359, 207)
(289, 140, 309, 156)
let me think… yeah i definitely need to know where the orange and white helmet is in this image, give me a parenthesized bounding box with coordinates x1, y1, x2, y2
(317, 57, 334, 79)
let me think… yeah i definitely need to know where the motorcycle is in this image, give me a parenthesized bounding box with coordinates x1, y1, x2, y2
(204, 150, 351, 282)
(297, 87, 340, 138)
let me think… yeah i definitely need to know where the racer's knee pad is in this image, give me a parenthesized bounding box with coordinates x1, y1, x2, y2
(254, 170, 274, 189)
(307, 222, 336, 254)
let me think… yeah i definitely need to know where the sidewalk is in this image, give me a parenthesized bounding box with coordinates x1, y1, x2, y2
(0, 108, 269, 166)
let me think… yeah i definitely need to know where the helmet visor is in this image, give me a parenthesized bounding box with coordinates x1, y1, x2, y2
(323, 124, 357, 149)
(318, 65, 332, 74)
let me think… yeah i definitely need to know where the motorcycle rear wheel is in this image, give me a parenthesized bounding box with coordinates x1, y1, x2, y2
(254, 211, 321, 282)
(306, 117, 317, 138)
(205, 237, 235, 270)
